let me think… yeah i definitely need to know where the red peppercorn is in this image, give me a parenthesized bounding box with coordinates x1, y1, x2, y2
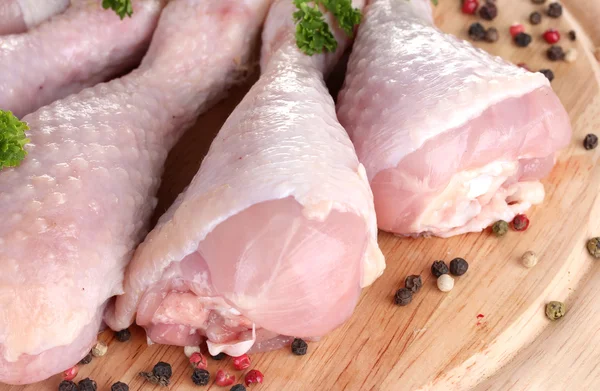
(215, 370, 236, 387)
(189, 352, 207, 370)
(509, 23, 525, 38)
(63, 365, 79, 381)
(232, 354, 251, 370)
(543, 29, 560, 44)
(512, 214, 530, 231)
(244, 370, 264, 386)
(462, 0, 479, 15)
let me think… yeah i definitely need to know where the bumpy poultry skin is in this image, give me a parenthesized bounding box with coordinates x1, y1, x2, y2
(336, 0, 572, 237)
(106, 0, 384, 357)
(0, 0, 162, 119)
(0, 0, 263, 384)
(0, 0, 69, 35)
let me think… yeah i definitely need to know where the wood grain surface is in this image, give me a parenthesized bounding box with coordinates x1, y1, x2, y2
(3, 0, 600, 390)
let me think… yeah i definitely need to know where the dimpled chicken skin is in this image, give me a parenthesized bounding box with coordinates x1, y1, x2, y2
(0, 0, 264, 384)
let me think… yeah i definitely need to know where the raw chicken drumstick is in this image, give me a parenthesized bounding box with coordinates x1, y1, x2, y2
(0, 0, 69, 35)
(106, 0, 384, 356)
(337, 0, 572, 237)
(0, 0, 266, 384)
(0, 0, 163, 118)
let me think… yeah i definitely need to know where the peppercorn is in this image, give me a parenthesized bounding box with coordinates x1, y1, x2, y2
(78, 378, 97, 391)
(79, 352, 93, 365)
(484, 27, 498, 43)
(468, 22, 487, 41)
(584, 134, 598, 151)
(437, 274, 455, 292)
(479, 2, 497, 20)
(568, 30, 576, 41)
(231, 385, 246, 391)
(58, 380, 78, 391)
(462, 0, 479, 15)
(211, 352, 226, 360)
(291, 338, 308, 355)
(547, 45, 565, 61)
(91, 341, 107, 357)
(529, 11, 541, 25)
(547, 2, 562, 18)
(139, 372, 169, 387)
(512, 214, 530, 231)
(405, 275, 422, 293)
(514, 32, 532, 47)
(63, 366, 79, 381)
(394, 288, 413, 306)
(189, 351, 208, 370)
(233, 354, 251, 370)
(532, 0, 546, 3)
(244, 370, 264, 386)
(543, 29, 560, 44)
(115, 328, 131, 342)
(431, 260, 449, 277)
(564, 48, 578, 63)
(111, 382, 129, 391)
(492, 220, 509, 236)
(545, 301, 566, 320)
(191, 369, 210, 386)
(539, 69, 554, 82)
(521, 251, 538, 268)
(184, 345, 201, 358)
(449, 258, 469, 276)
(509, 23, 524, 38)
(152, 362, 172, 380)
(586, 237, 600, 258)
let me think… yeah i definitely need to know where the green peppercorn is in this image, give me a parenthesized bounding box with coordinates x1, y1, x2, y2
(587, 237, 600, 258)
(291, 338, 308, 355)
(405, 275, 423, 293)
(492, 220, 509, 237)
(545, 301, 566, 320)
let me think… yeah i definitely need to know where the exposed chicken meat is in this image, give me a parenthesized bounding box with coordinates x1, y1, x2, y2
(0, 0, 262, 384)
(106, 0, 383, 357)
(336, 0, 572, 237)
(0, 0, 69, 35)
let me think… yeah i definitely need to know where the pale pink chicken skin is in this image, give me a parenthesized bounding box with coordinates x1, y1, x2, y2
(0, 0, 163, 119)
(106, 0, 384, 356)
(336, 0, 572, 237)
(0, 0, 263, 384)
(0, 0, 69, 35)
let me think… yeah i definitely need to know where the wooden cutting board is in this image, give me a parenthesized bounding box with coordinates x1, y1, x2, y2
(4, 1, 600, 390)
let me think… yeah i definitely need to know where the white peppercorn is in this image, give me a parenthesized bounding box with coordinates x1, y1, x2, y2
(521, 251, 538, 268)
(437, 274, 454, 292)
(91, 341, 108, 357)
(184, 346, 201, 358)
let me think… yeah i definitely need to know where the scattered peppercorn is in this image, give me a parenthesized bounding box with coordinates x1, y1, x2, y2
(547, 45, 565, 61)
(543, 29, 560, 44)
(233, 354, 251, 370)
(512, 214, 530, 231)
(58, 380, 78, 391)
(586, 237, 600, 258)
(189, 352, 208, 370)
(479, 2, 497, 20)
(532, 0, 546, 3)
(79, 352, 93, 365)
(78, 378, 97, 391)
(547, 2, 562, 18)
(211, 352, 226, 360)
(468, 22, 487, 41)
(91, 341, 107, 357)
(485, 27, 498, 43)
(191, 369, 210, 386)
(231, 385, 246, 391)
(63, 366, 79, 381)
(514, 32, 532, 47)
(492, 220, 509, 236)
(568, 30, 576, 41)
(564, 48, 578, 63)
(529, 11, 541, 25)
(115, 328, 131, 342)
(140, 372, 169, 387)
(394, 288, 413, 306)
(431, 260, 449, 277)
(216, 370, 236, 387)
(539, 69, 554, 82)
(509, 23, 524, 38)
(449, 258, 469, 276)
(291, 338, 308, 355)
(152, 362, 172, 380)
(437, 274, 455, 292)
(111, 382, 129, 391)
(462, 0, 479, 15)
(244, 370, 264, 386)
(184, 345, 201, 358)
(405, 275, 423, 293)
(545, 301, 566, 320)
(521, 251, 538, 268)
(584, 134, 598, 151)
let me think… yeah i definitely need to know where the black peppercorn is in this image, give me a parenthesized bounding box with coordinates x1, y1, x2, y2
(152, 362, 172, 380)
(514, 32, 532, 47)
(449, 258, 469, 276)
(479, 2, 497, 20)
(468, 23, 487, 42)
(568, 30, 576, 41)
(405, 275, 423, 293)
(539, 69, 554, 82)
(547, 2, 562, 18)
(431, 260, 449, 277)
(79, 352, 93, 365)
(78, 378, 97, 391)
(115, 328, 131, 342)
(547, 45, 565, 61)
(191, 369, 210, 386)
(394, 288, 413, 306)
(58, 380, 78, 391)
(529, 11, 542, 25)
(231, 385, 246, 391)
(584, 134, 598, 150)
(532, 0, 546, 3)
(291, 338, 308, 355)
(484, 27, 498, 43)
(211, 352, 226, 360)
(111, 382, 130, 391)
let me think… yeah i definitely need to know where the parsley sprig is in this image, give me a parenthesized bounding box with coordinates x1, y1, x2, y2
(0, 110, 30, 170)
(102, 0, 133, 20)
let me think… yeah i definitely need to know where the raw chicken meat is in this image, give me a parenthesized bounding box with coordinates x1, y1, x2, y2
(0, 0, 69, 35)
(337, 0, 572, 237)
(106, 0, 384, 357)
(0, 0, 264, 384)
(0, 0, 163, 119)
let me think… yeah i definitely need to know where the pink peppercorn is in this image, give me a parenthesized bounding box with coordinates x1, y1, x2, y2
(462, 0, 479, 15)
(510, 23, 525, 38)
(189, 352, 207, 370)
(543, 29, 560, 44)
(245, 370, 264, 386)
(215, 369, 236, 387)
(513, 214, 530, 231)
(233, 354, 251, 371)
(63, 366, 79, 381)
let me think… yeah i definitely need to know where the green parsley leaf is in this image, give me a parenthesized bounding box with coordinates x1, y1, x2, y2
(0, 110, 30, 170)
(102, 0, 133, 20)
(320, 0, 362, 36)
(294, 0, 338, 56)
